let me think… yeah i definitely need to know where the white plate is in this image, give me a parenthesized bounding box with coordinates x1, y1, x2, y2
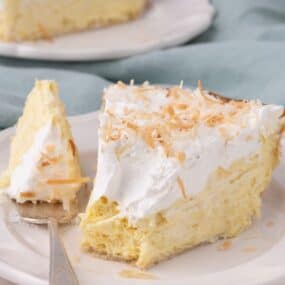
(1, 111, 285, 285)
(0, 0, 215, 61)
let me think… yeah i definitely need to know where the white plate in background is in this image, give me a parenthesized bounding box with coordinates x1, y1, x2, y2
(0, 111, 285, 285)
(0, 0, 214, 61)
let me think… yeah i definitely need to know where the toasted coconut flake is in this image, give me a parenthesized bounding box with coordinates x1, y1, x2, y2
(152, 128, 161, 140)
(20, 192, 36, 198)
(229, 110, 237, 117)
(126, 121, 138, 132)
(103, 120, 112, 141)
(177, 176, 187, 199)
(40, 161, 50, 168)
(106, 110, 115, 117)
(175, 103, 188, 110)
(198, 81, 221, 104)
(204, 114, 224, 127)
(166, 87, 180, 99)
(48, 156, 61, 164)
(155, 212, 167, 226)
(218, 240, 232, 251)
(103, 122, 122, 142)
(117, 81, 126, 88)
(69, 139, 76, 157)
(41, 152, 61, 164)
(176, 152, 186, 163)
(170, 120, 195, 131)
(100, 196, 108, 204)
(47, 177, 90, 185)
(162, 142, 173, 157)
(165, 105, 175, 117)
(230, 100, 248, 109)
(142, 128, 155, 148)
(109, 133, 120, 141)
(217, 166, 230, 177)
(46, 144, 55, 153)
(115, 144, 130, 159)
(38, 24, 53, 41)
(197, 80, 205, 97)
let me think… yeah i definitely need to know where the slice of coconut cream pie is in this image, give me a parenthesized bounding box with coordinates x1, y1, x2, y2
(81, 81, 284, 268)
(0, 0, 147, 41)
(0, 80, 87, 209)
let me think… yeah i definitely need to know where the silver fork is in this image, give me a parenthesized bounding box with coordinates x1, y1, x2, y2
(14, 200, 80, 285)
(2, 184, 92, 285)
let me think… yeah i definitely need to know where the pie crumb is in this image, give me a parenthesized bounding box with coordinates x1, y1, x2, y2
(119, 269, 157, 280)
(218, 240, 232, 251)
(266, 221, 274, 227)
(243, 246, 256, 253)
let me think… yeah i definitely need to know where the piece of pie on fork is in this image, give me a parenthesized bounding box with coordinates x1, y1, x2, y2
(0, 80, 87, 209)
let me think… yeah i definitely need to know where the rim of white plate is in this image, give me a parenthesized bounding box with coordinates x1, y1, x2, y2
(0, 0, 215, 61)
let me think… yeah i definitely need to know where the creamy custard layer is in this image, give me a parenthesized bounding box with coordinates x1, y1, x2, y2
(81, 135, 279, 268)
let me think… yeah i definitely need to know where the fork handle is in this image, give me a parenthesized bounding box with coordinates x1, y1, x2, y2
(49, 218, 79, 285)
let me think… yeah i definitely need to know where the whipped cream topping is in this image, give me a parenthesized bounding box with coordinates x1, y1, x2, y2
(7, 120, 75, 208)
(89, 82, 284, 221)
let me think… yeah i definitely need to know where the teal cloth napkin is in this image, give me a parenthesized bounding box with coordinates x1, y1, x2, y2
(1, 0, 285, 128)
